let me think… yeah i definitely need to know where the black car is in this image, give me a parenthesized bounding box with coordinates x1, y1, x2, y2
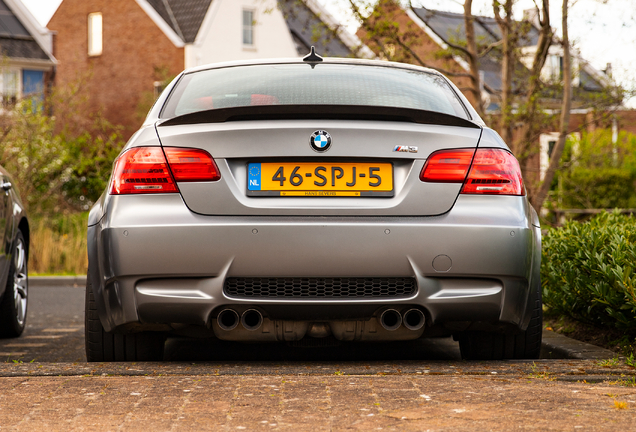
(0, 165, 29, 337)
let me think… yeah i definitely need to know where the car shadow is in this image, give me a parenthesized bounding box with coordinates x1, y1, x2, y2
(163, 336, 463, 361)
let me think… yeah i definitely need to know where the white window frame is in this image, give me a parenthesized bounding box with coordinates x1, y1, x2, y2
(0, 69, 20, 109)
(540, 132, 581, 180)
(88, 12, 103, 56)
(242, 9, 255, 47)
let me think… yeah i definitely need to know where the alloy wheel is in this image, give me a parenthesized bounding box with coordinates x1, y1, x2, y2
(12, 238, 27, 326)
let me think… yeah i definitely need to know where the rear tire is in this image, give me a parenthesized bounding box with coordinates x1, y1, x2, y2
(458, 281, 542, 360)
(0, 231, 28, 338)
(85, 270, 165, 361)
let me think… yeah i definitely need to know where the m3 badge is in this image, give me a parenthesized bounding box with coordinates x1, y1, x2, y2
(393, 146, 418, 153)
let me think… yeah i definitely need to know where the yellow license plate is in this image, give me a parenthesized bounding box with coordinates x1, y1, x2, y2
(247, 162, 393, 197)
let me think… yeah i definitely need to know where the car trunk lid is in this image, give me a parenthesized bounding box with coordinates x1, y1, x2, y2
(155, 119, 482, 216)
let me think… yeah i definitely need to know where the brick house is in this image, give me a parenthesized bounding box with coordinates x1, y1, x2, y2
(47, 0, 372, 138)
(0, 0, 56, 107)
(357, 3, 636, 183)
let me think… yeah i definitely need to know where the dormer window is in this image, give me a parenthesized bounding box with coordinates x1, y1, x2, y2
(88, 12, 103, 56)
(242, 10, 254, 46)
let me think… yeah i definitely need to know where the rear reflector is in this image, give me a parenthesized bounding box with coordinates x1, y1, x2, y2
(462, 149, 524, 195)
(110, 147, 178, 195)
(420, 148, 524, 196)
(164, 147, 221, 182)
(420, 149, 475, 183)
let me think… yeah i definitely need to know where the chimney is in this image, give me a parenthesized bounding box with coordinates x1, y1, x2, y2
(604, 62, 612, 77)
(523, 8, 540, 29)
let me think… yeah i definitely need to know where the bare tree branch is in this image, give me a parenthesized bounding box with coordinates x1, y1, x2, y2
(350, 0, 473, 78)
(492, 0, 516, 144)
(463, 0, 485, 117)
(442, 39, 472, 57)
(477, 39, 504, 57)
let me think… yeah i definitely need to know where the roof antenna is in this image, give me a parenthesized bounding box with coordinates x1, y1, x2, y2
(303, 46, 323, 63)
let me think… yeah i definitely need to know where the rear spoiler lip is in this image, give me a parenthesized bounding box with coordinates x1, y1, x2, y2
(157, 105, 482, 129)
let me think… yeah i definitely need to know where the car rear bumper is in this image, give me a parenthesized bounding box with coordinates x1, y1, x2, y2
(87, 194, 541, 338)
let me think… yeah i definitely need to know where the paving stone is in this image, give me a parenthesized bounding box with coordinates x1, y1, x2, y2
(3, 369, 634, 431)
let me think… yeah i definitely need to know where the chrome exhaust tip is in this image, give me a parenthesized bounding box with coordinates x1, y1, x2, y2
(241, 309, 263, 331)
(380, 309, 402, 331)
(402, 309, 425, 331)
(217, 309, 240, 331)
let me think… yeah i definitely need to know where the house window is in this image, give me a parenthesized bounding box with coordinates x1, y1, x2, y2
(540, 132, 560, 181)
(1, 71, 19, 108)
(242, 10, 254, 46)
(22, 70, 44, 97)
(88, 12, 103, 56)
(540, 132, 580, 180)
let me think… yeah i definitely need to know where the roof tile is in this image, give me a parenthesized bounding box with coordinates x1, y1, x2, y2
(146, 0, 212, 43)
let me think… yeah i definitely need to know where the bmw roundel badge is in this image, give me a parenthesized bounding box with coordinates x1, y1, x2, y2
(310, 130, 332, 152)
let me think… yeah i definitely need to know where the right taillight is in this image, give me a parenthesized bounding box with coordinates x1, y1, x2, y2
(461, 148, 525, 196)
(420, 148, 524, 196)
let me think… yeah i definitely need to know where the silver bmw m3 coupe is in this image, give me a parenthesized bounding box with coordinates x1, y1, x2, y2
(86, 52, 542, 361)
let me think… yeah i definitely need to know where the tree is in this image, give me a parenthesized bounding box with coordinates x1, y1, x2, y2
(349, 0, 479, 108)
(463, 0, 485, 117)
(492, 0, 518, 144)
(531, 0, 571, 210)
(349, 0, 623, 212)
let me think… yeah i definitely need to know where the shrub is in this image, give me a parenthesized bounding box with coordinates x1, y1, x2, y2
(0, 100, 70, 215)
(542, 211, 636, 330)
(557, 130, 636, 209)
(560, 168, 636, 209)
(0, 90, 124, 275)
(61, 132, 122, 211)
(0, 92, 124, 215)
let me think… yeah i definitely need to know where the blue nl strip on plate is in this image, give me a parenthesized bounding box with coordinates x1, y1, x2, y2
(247, 163, 262, 191)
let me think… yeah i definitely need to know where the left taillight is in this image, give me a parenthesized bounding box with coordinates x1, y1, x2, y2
(163, 147, 220, 182)
(110, 147, 178, 195)
(110, 147, 220, 195)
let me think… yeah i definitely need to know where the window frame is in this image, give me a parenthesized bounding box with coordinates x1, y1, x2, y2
(242, 9, 255, 47)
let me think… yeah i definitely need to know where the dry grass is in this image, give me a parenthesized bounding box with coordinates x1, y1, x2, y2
(29, 214, 88, 275)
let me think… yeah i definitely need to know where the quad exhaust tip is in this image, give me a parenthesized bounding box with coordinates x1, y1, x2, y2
(217, 309, 239, 331)
(241, 309, 263, 331)
(402, 308, 425, 331)
(380, 309, 402, 331)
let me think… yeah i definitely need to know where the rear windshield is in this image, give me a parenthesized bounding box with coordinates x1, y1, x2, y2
(161, 63, 469, 120)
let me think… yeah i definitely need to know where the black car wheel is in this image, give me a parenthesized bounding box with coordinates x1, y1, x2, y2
(458, 281, 543, 360)
(0, 231, 28, 338)
(85, 270, 165, 361)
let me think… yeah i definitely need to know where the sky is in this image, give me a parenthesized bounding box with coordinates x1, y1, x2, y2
(21, 0, 636, 106)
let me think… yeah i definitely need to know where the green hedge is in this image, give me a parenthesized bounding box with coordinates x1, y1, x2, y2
(560, 168, 636, 209)
(555, 130, 636, 210)
(542, 212, 636, 330)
